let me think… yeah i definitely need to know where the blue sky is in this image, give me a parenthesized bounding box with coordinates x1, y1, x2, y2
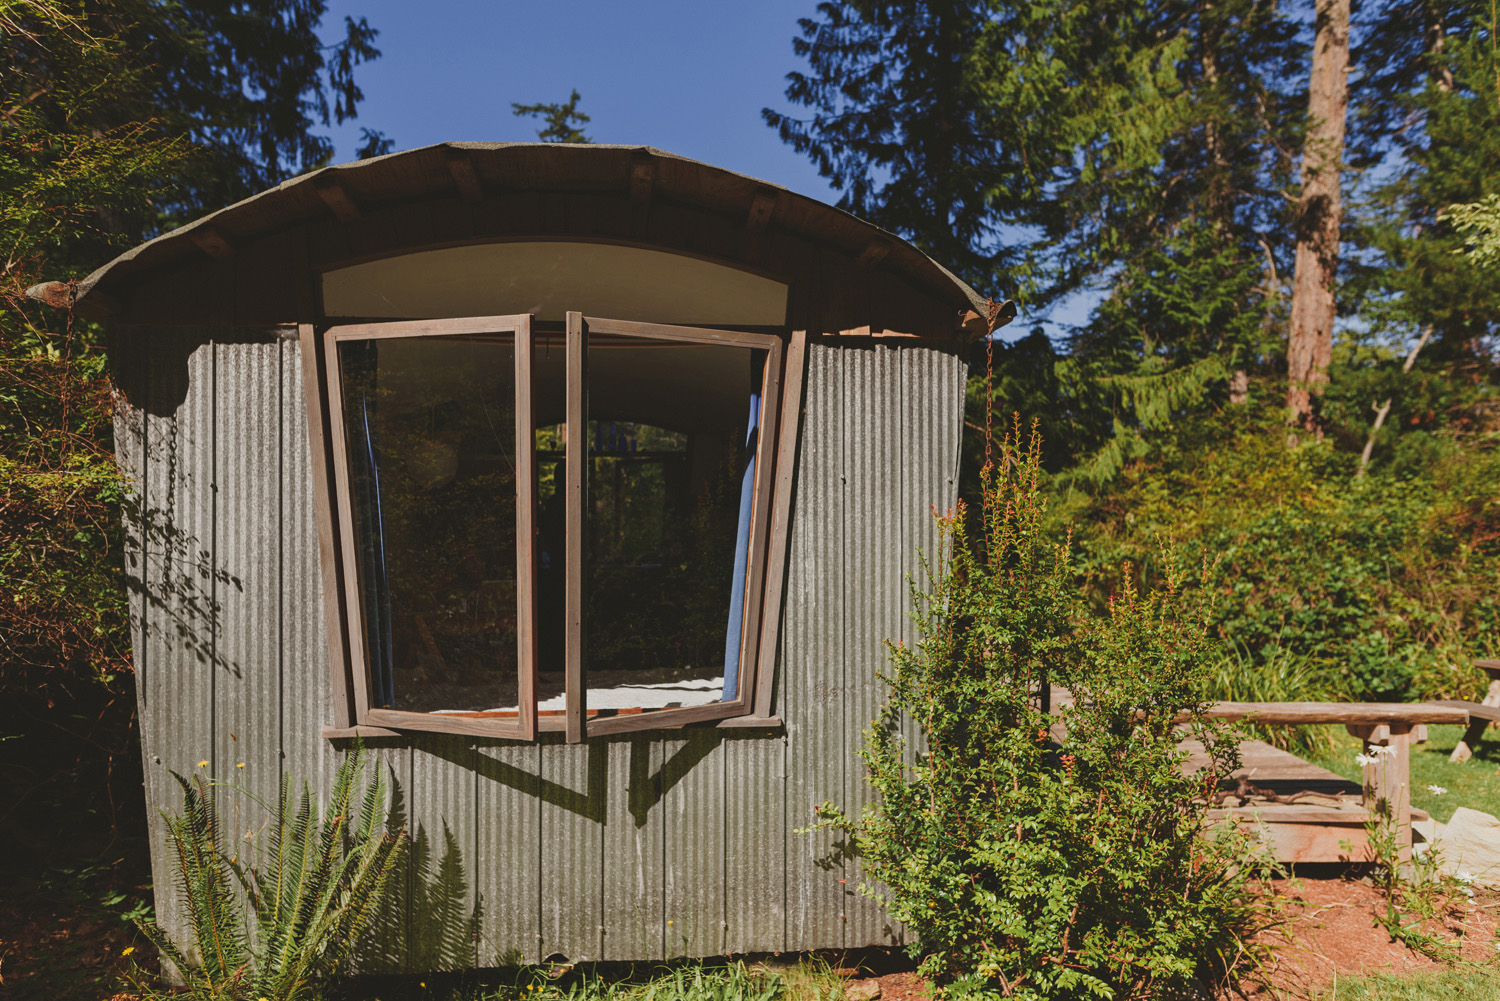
(321, 1, 832, 197)
(318, 1, 1088, 336)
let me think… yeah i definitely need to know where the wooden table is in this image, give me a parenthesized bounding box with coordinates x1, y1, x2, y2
(1190, 701, 1470, 862)
(1433, 658, 1500, 763)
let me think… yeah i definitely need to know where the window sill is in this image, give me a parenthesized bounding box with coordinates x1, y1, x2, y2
(321, 715, 782, 741)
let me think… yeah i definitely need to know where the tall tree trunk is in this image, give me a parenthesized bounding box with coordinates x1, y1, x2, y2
(1286, 0, 1351, 435)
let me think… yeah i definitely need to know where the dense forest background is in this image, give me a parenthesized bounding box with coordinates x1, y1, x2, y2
(3, 0, 1500, 905)
(0, 0, 387, 887)
(770, 0, 1500, 706)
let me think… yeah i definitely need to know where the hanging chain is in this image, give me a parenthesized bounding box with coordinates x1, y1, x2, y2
(982, 297, 1003, 473)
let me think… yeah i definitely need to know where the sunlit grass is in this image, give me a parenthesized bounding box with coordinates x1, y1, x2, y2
(374, 958, 848, 1001)
(1317, 964, 1500, 999)
(1306, 723, 1500, 824)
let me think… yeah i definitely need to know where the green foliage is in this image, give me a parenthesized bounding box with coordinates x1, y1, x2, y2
(0, 0, 385, 876)
(836, 424, 1267, 999)
(1350, 744, 1466, 961)
(1443, 193, 1500, 268)
(1350, 3, 1500, 358)
(1063, 397, 1500, 703)
(464, 959, 843, 1001)
(134, 747, 407, 1001)
(771, 1, 1302, 473)
(512, 90, 592, 144)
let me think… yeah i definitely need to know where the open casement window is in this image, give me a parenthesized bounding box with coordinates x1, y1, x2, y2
(563, 314, 784, 739)
(322, 315, 541, 739)
(317, 312, 803, 741)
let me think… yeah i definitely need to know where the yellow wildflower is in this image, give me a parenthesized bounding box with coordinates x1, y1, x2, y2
(198, 760, 209, 768)
(236, 762, 245, 769)
(122, 946, 135, 956)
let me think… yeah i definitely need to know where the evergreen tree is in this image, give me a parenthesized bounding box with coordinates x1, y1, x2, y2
(1332, 0, 1500, 463)
(0, 0, 385, 863)
(512, 90, 592, 143)
(1286, 0, 1351, 434)
(768, 0, 1304, 480)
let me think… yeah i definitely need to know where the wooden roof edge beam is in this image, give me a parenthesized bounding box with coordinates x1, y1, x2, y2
(445, 148, 484, 202)
(24, 280, 121, 318)
(856, 240, 890, 269)
(742, 187, 780, 264)
(745, 188, 778, 234)
(628, 153, 654, 238)
(190, 224, 235, 259)
(313, 174, 361, 222)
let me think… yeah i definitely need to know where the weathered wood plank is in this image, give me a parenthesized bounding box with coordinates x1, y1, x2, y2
(1199, 702, 1469, 725)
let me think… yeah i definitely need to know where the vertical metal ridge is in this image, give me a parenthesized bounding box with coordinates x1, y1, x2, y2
(409, 736, 482, 971)
(475, 739, 543, 965)
(212, 337, 284, 853)
(783, 340, 844, 950)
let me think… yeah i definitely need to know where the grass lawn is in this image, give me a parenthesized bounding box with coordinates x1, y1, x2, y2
(1317, 964, 1500, 999)
(1304, 723, 1500, 824)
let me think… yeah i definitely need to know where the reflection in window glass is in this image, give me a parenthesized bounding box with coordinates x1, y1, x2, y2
(338, 336, 520, 714)
(573, 335, 763, 716)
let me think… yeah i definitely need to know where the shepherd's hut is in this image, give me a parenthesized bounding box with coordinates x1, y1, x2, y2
(30, 143, 1012, 971)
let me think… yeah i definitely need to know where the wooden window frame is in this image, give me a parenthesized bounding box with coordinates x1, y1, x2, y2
(318, 314, 539, 740)
(568, 314, 783, 739)
(309, 312, 806, 741)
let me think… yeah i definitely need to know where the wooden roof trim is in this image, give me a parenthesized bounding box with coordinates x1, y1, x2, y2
(313, 175, 360, 222)
(190, 225, 235, 259)
(59, 143, 992, 317)
(444, 148, 484, 202)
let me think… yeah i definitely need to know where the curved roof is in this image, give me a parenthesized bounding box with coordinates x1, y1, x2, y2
(51, 142, 994, 322)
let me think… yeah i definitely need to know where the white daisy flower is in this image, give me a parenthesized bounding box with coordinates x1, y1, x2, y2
(1427, 784, 1448, 795)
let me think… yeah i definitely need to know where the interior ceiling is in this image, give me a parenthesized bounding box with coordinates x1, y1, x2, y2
(322, 242, 788, 327)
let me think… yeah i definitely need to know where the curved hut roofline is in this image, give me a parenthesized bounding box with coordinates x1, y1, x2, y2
(36, 142, 1004, 327)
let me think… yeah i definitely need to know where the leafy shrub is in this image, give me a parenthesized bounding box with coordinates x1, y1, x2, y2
(1066, 402, 1500, 704)
(135, 746, 407, 1001)
(835, 425, 1267, 1000)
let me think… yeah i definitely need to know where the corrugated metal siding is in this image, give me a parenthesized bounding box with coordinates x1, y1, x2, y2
(214, 339, 284, 847)
(474, 740, 543, 965)
(122, 332, 964, 969)
(601, 738, 663, 961)
(784, 340, 846, 951)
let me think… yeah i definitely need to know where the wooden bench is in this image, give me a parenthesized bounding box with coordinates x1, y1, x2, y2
(1431, 659, 1500, 763)
(1191, 702, 1470, 862)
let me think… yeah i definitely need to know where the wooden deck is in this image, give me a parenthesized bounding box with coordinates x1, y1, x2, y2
(1181, 738, 1391, 862)
(1047, 689, 1463, 863)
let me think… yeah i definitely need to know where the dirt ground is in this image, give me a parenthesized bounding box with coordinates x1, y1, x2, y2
(834, 878, 1500, 1001)
(6, 874, 1498, 1000)
(1236, 877, 1500, 999)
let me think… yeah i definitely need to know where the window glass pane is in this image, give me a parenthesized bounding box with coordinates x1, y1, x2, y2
(338, 335, 521, 715)
(572, 334, 762, 716)
(532, 331, 568, 711)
